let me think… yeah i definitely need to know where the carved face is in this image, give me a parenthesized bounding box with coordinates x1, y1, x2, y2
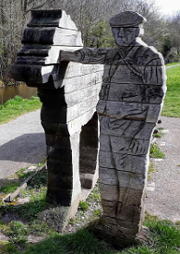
(112, 27, 140, 46)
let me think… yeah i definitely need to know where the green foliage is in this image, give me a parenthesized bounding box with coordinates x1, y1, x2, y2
(120, 246, 154, 254)
(0, 166, 48, 222)
(88, 183, 101, 202)
(0, 242, 18, 254)
(145, 211, 159, 222)
(29, 220, 53, 236)
(0, 183, 20, 194)
(86, 21, 115, 48)
(94, 209, 102, 216)
(148, 161, 156, 181)
(6, 221, 29, 245)
(5, 218, 179, 254)
(2, 180, 180, 254)
(17, 234, 66, 254)
(150, 144, 165, 158)
(144, 218, 180, 254)
(16, 161, 46, 180)
(161, 33, 172, 60)
(16, 170, 32, 180)
(64, 229, 107, 254)
(16, 187, 47, 221)
(0, 95, 41, 124)
(0, 188, 47, 222)
(78, 201, 89, 212)
(162, 65, 180, 117)
(166, 62, 180, 67)
(153, 132, 163, 138)
(18, 229, 108, 254)
(28, 170, 47, 189)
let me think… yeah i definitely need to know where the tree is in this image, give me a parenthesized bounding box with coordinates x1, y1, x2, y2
(168, 12, 180, 53)
(0, 0, 175, 80)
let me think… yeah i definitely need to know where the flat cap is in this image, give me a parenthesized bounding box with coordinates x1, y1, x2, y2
(109, 11, 146, 27)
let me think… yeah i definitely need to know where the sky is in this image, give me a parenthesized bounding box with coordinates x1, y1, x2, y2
(155, 0, 180, 16)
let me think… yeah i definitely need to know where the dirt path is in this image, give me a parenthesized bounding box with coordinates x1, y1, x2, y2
(0, 110, 46, 179)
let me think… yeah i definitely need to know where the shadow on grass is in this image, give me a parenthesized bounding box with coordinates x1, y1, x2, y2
(0, 226, 115, 254)
(0, 169, 48, 223)
(2, 200, 180, 254)
(0, 192, 47, 224)
(22, 228, 112, 254)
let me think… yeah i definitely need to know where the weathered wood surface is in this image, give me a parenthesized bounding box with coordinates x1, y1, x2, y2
(61, 11, 166, 246)
(27, 10, 78, 29)
(11, 9, 103, 232)
(11, 9, 166, 247)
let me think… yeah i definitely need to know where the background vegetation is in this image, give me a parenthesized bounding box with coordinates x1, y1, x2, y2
(162, 65, 180, 117)
(1, 0, 180, 83)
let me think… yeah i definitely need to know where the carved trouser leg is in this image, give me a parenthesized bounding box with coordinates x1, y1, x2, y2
(98, 116, 153, 245)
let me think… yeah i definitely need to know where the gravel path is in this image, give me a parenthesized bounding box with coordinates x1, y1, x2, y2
(145, 116, 180, 222)
(0, 110, 46, 179)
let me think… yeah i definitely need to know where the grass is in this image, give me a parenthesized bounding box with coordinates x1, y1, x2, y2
(16, 187, 47, 221)
(1, 193, 180, 254)
(78, 201, 89, 212)
(0, 183, 20, 194)
(1, 162, 180, 254)
(166, 62, 180, 67)
(13, 229, 109, 254)
(0, 95, 41, 124)
(6, 221, 29, 245)
(150, 144, 165, 158)
(148, 161, 157, 181)
(0, 165, 48, 221)
(144, 217, 180, 254)
(162, 64, 180, 117)
(1, 174, 180, 254)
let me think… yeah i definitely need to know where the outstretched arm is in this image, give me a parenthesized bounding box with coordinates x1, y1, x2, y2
(60, 48, 109, 64)
(60, 49, 82, 62)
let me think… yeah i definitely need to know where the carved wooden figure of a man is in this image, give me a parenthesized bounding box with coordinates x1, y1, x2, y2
(60, 11, 166, 246)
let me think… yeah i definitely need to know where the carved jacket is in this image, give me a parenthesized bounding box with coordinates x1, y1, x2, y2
(74, 40, 166, 122)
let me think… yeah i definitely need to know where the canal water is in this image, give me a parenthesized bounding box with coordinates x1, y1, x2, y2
(0, 83, 37, 105)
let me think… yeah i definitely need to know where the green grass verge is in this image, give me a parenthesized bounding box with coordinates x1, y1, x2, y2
(166, 62, 180, 67)
(1, 212, 180, 254)
(0, 95, 41, 124)
(1, 178, 180, 254)
(162, 65, 180, 117)
(144, 216, 180, 254)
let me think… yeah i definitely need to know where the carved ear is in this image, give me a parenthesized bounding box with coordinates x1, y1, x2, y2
(138, 27, 144, 37)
